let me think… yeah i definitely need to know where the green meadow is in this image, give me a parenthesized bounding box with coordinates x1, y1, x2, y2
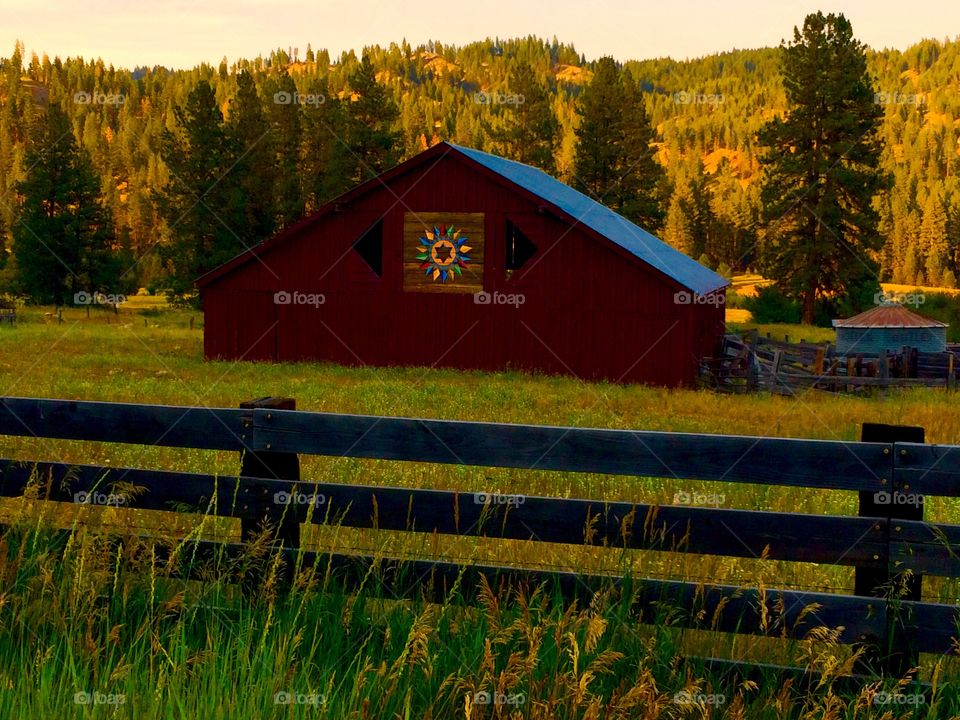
(0, 305, 956, 718)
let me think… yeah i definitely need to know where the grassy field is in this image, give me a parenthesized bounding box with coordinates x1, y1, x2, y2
(0, 304, 957, 718)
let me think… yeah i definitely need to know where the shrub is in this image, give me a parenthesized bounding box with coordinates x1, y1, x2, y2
(725, 290, 746, 309)
(909, 292, 960, 342)
(743, 286, 801, 324)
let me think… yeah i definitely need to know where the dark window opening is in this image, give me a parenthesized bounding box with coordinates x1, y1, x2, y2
(352, 219, 383, 277)
(505, 220, 537, 276)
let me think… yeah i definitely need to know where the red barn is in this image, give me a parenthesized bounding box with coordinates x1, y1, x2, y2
(198, 142, 728, 386)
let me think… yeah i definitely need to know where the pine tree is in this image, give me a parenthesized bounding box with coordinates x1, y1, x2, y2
(615, 74, 667, 230)
(263, 70, 304, 227)
(228, 70, 276, 242)
(344, 55, 401, 183)
(920, 188, 948, 286)
(484, 63, 559, 174)
(926, 253, 943, 287)
(300, 78, 353, 209)
(573, 58, 623, 205)
(948, 192, 960, 273)
(757, 12, 887, 323)
(902, 245, 920, 288)
(13, 104, 119, 305)
(157, 80, 244, 303)
(573, 58, 665, 230)
(663, 191, 696, 255)
(0, 211, 8, 272)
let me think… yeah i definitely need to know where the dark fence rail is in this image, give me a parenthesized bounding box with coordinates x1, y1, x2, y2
(0, 395, 957, 681)
(0, 397, 890, 487)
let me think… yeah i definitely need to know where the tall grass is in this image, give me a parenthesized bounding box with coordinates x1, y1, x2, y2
(1, 511, 952, 718)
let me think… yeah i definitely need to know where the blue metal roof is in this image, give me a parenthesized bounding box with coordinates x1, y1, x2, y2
(451, 143, 729, 295)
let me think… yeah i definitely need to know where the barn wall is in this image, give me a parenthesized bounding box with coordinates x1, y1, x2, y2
(202, 153, 723, 386)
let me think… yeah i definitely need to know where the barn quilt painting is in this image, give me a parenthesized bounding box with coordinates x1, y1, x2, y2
(417, 224, 472, 283)
(403, 212, 484, 293)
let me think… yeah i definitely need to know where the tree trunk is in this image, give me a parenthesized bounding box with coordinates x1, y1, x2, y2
(802, 284, 816, 325)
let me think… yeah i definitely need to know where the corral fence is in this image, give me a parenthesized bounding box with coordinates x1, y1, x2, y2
(702, 331, 960, 393)
(0, 396, 957, 688)
(0, 309, 14, 326)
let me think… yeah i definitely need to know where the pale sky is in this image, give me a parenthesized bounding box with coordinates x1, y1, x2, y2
(1, 0, 958, 70)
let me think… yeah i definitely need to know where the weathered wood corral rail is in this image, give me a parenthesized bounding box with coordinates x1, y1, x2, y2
(703, 332, 960, 393)
(0, 397, 957, 684)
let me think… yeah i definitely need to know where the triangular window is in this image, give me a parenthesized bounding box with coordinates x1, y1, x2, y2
(352, 219, 383, 277)
(505, 220, 537, 274)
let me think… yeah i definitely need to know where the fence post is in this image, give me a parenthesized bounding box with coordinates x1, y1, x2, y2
(746, 329, 759, 391)
(855, 422, 924, 677)
(814, 346, 825, 375)
(239, 397, 301, 548)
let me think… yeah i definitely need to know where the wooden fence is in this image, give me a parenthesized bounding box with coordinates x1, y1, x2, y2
(702, 332, 959, 393)
(0, 396, 958, 683)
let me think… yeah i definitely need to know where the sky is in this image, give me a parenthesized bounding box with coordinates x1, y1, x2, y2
(0, 0, 958, 70)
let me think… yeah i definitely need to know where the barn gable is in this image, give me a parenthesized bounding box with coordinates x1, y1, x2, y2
(197, 142, 728, 296)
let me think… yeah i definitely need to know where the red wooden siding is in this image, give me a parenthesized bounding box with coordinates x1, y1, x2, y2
(201, 150, 725, 386)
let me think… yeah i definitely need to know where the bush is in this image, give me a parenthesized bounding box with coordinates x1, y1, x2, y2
(813, 279, 882, 327)
(725, 290, 746, 309)
(698, 253, 716, 270)
(910, 292, 960, 342)
(743, 286, 801, 324)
